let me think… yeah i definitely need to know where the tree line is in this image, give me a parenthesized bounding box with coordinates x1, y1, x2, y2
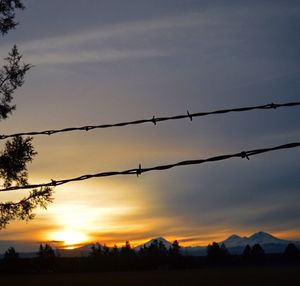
(1, 240, 299, 273)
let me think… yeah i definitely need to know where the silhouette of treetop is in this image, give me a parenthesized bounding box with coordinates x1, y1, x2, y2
(0, 0, 25, 35)
(0, 45, 32, 120)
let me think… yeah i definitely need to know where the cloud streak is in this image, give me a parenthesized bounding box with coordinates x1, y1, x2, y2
(26, 49, 167, 65)
(1, 12, 203, 66)
(1, 0, 299, 250)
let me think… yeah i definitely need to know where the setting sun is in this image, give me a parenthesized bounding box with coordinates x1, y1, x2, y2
(50, 230, 89, 247)
(0, 0, 299, 283)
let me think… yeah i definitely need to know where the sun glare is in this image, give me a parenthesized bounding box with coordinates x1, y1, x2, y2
(51, 230, 88, 247)
(42, 192, 144, 248)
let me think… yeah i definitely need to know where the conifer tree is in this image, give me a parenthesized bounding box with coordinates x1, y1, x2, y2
(0, 0, 54, 229)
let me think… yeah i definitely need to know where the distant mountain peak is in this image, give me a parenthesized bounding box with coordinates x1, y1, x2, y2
(228, 234, 241, 239)
(221, 231, 290, 250)
(153, 237, 168, 242)
(222, 234, 248, 248)
(135, 237, 172, 250)
(247, 231, 287, 246)
(146, 237, 172, 245)
(250, 231, 275, 238)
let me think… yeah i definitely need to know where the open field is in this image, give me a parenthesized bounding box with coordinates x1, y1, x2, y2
(1, 265, 299, 286)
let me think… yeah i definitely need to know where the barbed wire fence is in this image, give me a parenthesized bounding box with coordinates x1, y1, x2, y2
(1, 102, 299, 140)
(1, 142, 299, 192)
(0, 101, 299, 228)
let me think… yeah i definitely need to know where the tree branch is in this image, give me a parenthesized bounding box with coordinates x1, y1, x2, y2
(0, 187, 54, 229)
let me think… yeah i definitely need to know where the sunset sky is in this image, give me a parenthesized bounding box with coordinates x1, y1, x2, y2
(0, 0, 299, 252)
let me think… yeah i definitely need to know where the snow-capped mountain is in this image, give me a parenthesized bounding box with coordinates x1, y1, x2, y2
(184, 231, 299, 256)
(247, 231, 288, 245)
(135, 237, 173, 251)
(220, 231, 298, 255)
(221, 231, 290, 248)
(220, 234, 249, 248)
(1, 232, 298, 258)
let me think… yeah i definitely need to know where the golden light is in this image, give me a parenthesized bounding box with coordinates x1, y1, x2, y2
(43, 189, 144, 248)
(51, 230, 88, 247)
(44, 203, 96, 247)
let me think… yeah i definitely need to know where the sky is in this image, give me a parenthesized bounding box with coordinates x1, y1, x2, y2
(0, 0, 299, 252)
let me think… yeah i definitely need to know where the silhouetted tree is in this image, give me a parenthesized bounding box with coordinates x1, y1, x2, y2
(149, 240, 167, 257)
(242, 244, 252, 258)
(37, 243, 55, 258)
(158, 240, 168, 257)
(119, 241, 136, 269)
(251, 243, 265, 258)
(168, 240, 182, 268)
(37, 244, 56, 271)
(90, 243, 103, 257)
(0, 0, 25, 35)
(284, 243, 299, 260)
(112, 244, 119, 256)
(138, 239, 168, 268)
(89, 243, 111, 271)
(4, 246, 18, 260)
(120, 241, 135, 257)
(102, 244, 110, 256)
(220, 243, 230, 256)
(3, 246, 19, 272)
(207, 242, 221, 259)
(137, 244, 148, 260)
(0, 1, 54, 229)
(169, 240, 181, 257)
(207, 241, 230, 263)
(0, 45, 31, 121)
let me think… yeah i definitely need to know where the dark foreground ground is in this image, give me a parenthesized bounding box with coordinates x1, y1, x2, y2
(1, 265, 299, 286)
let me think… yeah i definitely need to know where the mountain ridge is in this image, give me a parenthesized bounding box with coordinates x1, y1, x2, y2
(221, 231, 292, 248)
(1, 231, 299, 257)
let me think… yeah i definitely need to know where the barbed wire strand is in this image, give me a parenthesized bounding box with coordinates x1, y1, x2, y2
(1, 142, 299, 192)
(1, 102, 299, 140)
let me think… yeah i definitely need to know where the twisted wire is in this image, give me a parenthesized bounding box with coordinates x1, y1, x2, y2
(1, 142, 299, 192)
(0, 102, 299, 140)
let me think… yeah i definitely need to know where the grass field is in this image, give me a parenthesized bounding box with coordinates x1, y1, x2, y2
(1, 265, 299, 286)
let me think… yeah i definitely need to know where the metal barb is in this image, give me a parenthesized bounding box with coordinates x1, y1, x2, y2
(152, 116, 157, 125)
(187, 110, 193, 121)
(0, 142, 298, 192)
(0, 101, 298, 140)
(136, 164, 142, 177)
(240, 151, 250, 160)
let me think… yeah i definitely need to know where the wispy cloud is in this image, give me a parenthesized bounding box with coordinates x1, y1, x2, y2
(1, 12, 203, 66)
(23, 12, 203, 50)
(26, 49, 167, 65)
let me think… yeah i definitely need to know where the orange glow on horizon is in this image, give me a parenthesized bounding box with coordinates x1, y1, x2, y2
(48, 230, 89, 247)
(4, 184, 299, 249)
(41, 228, 300, 250)
(273, 230, 300, 241)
